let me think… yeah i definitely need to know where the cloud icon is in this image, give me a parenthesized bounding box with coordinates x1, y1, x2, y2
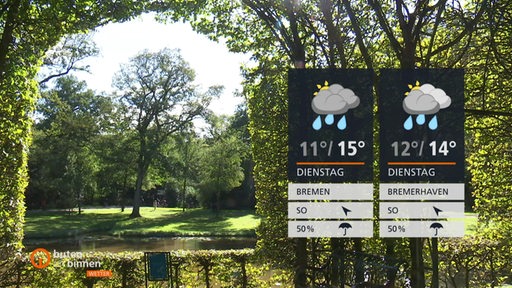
(419, 84, 451, 109)
(311, 84, 360, 115)
(402, 84, 451, 115)
(403, 90, 440, 115)
(402, 82, 451, 130)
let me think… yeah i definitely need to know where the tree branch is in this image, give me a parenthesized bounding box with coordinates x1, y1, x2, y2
(319, 0, 347, 68)
(427, 0, 488, 58)
(465, 109, 512, 117)
(303, 16, 332, 68)
(425, 0, 447, 67)
(367, 0, 402, 59)
(284, 0, 305, 67)
(39, 64, 75, 85)
(342, 0, 374, 69)
(242, 0, 294, 60)
(487, 0, 512, 73)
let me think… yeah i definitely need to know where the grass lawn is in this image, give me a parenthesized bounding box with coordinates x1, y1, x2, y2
(24, 208, 478, 239)
(464, 212, 478, 235)
(24, 207, 260, 239)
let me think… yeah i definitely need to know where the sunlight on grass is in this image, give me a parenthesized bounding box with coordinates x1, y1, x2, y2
(25, 208, 259, 238)
(226, 214, 261, 230)
(464, 212, 478, 235)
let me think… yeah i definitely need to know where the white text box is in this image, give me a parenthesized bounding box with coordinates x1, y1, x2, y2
(379, 183, 464, 200)
(289, 183, 373, 200)
(288, 220, 373, 238)
(379, 202, 464, 219)
(289, 202, 373, 219)
(379, 220, 465, 238)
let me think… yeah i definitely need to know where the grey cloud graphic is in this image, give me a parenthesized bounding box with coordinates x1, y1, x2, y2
(311, 84, 360, 115)
(419, 84, 451, 109)
(402, 90, 440, 115)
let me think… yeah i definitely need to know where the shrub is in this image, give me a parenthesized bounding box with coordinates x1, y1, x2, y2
(4, 249, 293, 287)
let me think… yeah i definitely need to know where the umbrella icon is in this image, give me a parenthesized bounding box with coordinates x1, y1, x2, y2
(339, 222, 352, 236)
(430, 222, 444, 236)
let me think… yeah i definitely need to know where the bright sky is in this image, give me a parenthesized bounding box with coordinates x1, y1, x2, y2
(73, 13, 250, 115)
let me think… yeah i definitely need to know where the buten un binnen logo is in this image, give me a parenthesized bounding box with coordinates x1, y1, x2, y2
(30, 248, 51, 269)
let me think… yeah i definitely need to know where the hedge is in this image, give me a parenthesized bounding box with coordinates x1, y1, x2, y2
(2, 249, 293, 288)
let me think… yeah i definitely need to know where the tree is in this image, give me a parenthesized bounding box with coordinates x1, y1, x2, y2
(198, 114, 245, 210)
(94, 117, 138, 211)
(113, 48, 219, 218)
(228, 104, 255, 209)
(464, 4, 512, 283)
(38, 33, 99, 86)
(0, 0, 157, 275)
(159, 127, 203, 210)
(28, 76, 113, 212)
(159, 0, 496, 287)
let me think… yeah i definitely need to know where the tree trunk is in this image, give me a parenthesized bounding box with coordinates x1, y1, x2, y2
(130, 141, 147, 218)
(385, 239, 397, 287)
(409, 238, 425, 288)
(294, 238, 308, 288)
(130, 168, 143, 218)
(330, 238, 345, 287)
(290, 29, 307, 286)
(354, 239, 365, 285)
(0, 0, 21, 81)
(431, 238, 439, 288)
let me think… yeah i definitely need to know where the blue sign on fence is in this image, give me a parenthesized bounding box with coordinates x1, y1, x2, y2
(145, 252, 170, 282)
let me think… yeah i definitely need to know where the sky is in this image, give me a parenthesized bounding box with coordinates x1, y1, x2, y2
(72, 13, 250, 116)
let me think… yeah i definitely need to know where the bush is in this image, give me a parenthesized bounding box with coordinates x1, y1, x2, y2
(439, 236, 512, 287)
(4, 249, 292, 287)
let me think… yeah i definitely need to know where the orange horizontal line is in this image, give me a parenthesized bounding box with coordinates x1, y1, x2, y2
(297, 162, 365, 166)
(388, 162, 456, 166)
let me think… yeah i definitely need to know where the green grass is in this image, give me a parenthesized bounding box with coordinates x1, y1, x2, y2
(24, 208, 478, 239)
(464, 212, 478, 235)
(24, 207, 260, 239)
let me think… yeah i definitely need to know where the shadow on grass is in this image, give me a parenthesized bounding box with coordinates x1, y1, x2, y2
(24, 209, 128, 239)
(112, 209, 254, 237)
(24, 208, 258, 239)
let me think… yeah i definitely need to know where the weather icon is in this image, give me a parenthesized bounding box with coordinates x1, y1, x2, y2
(338, 222, 352, 236)
(311, 81, 360, 131)
(402, 81, 451, 130)
(430, 222, 444, 236)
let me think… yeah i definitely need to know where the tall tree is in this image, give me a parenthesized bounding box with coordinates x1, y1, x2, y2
(94, 112, 138, 211)
(229, 104, 256, 209)
(28, 76, 113, 212)
(113, 48, 219, 218)
(198, 114, 245, 210)
(160, 0, 494, 287)
(0, 0, 155, 276)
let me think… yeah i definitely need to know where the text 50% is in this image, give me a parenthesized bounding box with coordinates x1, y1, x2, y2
(296, 225, 315, 233)
(387, 225, 406, 233)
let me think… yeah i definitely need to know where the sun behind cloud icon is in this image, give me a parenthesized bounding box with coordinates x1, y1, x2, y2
(402, 82, 451, 130)
(311, 82, 360, 131)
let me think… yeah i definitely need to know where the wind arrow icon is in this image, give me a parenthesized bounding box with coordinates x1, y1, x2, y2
(342, 206, 352, 216)
(433, 206, 443, 216)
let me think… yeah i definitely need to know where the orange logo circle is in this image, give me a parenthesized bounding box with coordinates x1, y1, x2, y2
(30, 248, 51, 269)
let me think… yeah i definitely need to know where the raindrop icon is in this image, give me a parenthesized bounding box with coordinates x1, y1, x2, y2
(337, 115, 347, 130)
(428, 115, 438, 130)
(416, 114, 425, 125)
(312, 115, 322, 130)
(325, 114, 334, 125)
(404, 115, 413, 130)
